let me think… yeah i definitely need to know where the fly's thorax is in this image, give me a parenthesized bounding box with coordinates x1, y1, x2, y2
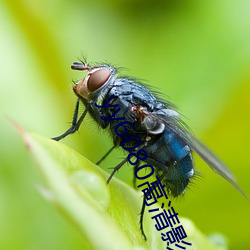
(73, 64, 117, 103)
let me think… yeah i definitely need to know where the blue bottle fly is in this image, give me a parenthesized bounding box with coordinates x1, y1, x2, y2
(52, 60, 246, 238)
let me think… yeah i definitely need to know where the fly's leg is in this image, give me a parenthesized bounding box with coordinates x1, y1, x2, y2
(107, 147, 143, 185)
(135, 162, 146, 239)
(106, 148, 147, 239)
(52, 100, 89, 141)
(96, 145, 116, 165)
(88, 100, 110, 129)
(52, 99, 108, 141)
(133, 141, 148, 187)
(107, 157, 128, 184)
(135, 143, 148, 240)
(133, 162, 141, 188)
(140, 194, 147, 240)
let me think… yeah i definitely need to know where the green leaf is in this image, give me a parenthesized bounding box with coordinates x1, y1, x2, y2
(19, 127, 227, 250)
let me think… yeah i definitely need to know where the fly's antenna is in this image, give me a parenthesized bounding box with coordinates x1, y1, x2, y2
(71, 61, 89, 71)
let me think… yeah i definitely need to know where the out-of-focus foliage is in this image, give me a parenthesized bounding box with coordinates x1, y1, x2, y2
(0, 0, 250, 249)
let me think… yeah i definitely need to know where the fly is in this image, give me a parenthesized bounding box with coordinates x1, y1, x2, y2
(52, 60, 247, 239)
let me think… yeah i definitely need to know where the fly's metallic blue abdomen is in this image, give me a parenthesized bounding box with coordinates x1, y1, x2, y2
(143, 128, 193, 196)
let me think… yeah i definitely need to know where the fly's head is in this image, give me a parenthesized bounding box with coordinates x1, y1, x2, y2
(72, 61, 116, 101)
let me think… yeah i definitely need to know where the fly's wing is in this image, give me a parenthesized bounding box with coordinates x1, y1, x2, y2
(180, 130, 248, 198)
(150, 110, 248, 198)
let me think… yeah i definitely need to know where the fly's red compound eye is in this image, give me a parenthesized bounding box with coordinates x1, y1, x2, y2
(87, 68, 111, 92)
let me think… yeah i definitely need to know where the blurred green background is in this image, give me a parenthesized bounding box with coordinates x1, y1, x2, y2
(0, 0, 250, 249)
